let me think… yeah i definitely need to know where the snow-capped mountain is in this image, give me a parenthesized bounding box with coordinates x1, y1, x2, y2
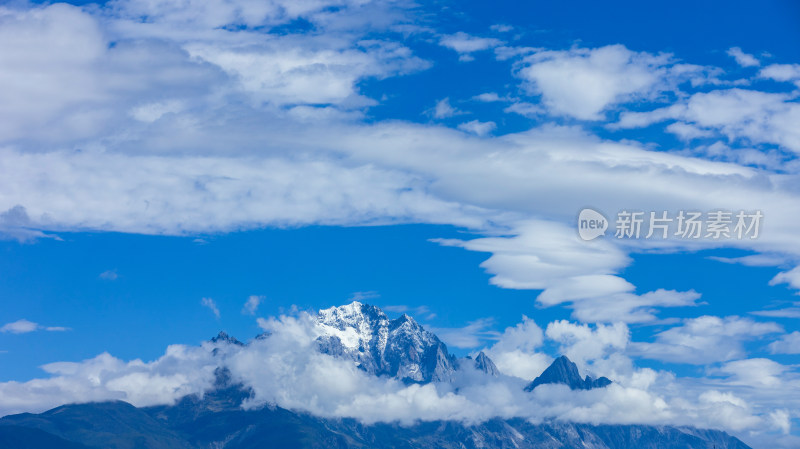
(314, 301, 458, 383)
(0, 304, 752, 449)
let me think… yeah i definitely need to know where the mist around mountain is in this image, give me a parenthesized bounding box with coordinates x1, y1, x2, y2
(0, 302, 754, 449)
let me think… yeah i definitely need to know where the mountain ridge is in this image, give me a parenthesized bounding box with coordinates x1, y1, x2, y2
(0, 302, 753, 449)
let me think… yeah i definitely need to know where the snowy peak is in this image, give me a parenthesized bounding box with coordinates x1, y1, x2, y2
(525, 355, 611, 391)
(315, 301, 457, 383)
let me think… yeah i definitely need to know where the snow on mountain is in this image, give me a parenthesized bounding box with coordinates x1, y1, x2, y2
(314, 301, 459, 383)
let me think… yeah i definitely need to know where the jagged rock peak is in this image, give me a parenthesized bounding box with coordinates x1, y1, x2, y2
(525, 355, 611, 391)
(315, 301, 458, 383)
(473, 351, 500, 376)
(210, 331, 244, 346)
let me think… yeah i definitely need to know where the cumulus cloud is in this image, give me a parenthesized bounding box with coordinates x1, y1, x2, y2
(483, 316, 550, 380)
(545, 321, 629, 369)
(516, 45, 686, 120)
(718, 358, 788, 387)
(759, 63, 800, 87)
(0, 346, 218, 416)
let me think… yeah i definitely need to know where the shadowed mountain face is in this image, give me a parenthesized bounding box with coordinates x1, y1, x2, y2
(472, 351, 500, 376)
(0, 303, 752, 449)
(0, 425, 91, 449)
(0, 397, 753, 449)
(525, 355, 612, 391)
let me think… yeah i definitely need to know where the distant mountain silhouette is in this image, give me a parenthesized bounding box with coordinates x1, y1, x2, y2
(525, 355, 612, 391)
(0, 397, 753, 449)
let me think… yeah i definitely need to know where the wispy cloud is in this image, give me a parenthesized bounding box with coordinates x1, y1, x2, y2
(242, 295, 265, 315)
(348, 291, 380, 302)
(99, 269, 118, 280)
(430, 97, 464, 119)
(201, 297, 220, 319)
(0, 319, 70, 334)
(727, 47, 760, 67)
(428, 318, 499, 349)
(383, 304, 436, 320)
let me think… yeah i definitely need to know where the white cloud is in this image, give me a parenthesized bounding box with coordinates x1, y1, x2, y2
(709, 254, 788, 267)
(242, 295, 265, 315)
(718, 358, 788, 387)
(432, 97, 461, 118)
(753, 307, 800, 319)
(0, 148, 489, 235)
(727, 47, 760, 67)
(429, 318, 498, 349)
(457, 120, 496, 136)
(0, 319, 69, 334)
(0, 346, 218, 416)
(769, 331, 800, 354)
(482, 316, 550, 380)
(631, 316, 783, 364)
(130, 100, 185, 123)
(759, 63, 800, 87)
(516, 45, 678, 120)
(472, 92, 505, 102)
(185, 39, 427, 107)
(439, 32, 503, 57)
(665, 121, 714, 140)
(201, 297, 220, 318)
(616, 88, 800, 153)
(0, 310, 787, 443)
(503, 101, 543, 117)
(99, 269, 119, 281)
(770, 266, 800, 291)
(0, 319, 39, 334)
(545, 320, 629, 368)
(567, 289, 701, 324)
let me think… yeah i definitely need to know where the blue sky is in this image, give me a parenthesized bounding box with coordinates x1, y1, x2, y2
(2, 0, 800, 447)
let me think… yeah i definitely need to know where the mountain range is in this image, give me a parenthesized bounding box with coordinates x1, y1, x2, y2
(0, 302, 752, 449)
